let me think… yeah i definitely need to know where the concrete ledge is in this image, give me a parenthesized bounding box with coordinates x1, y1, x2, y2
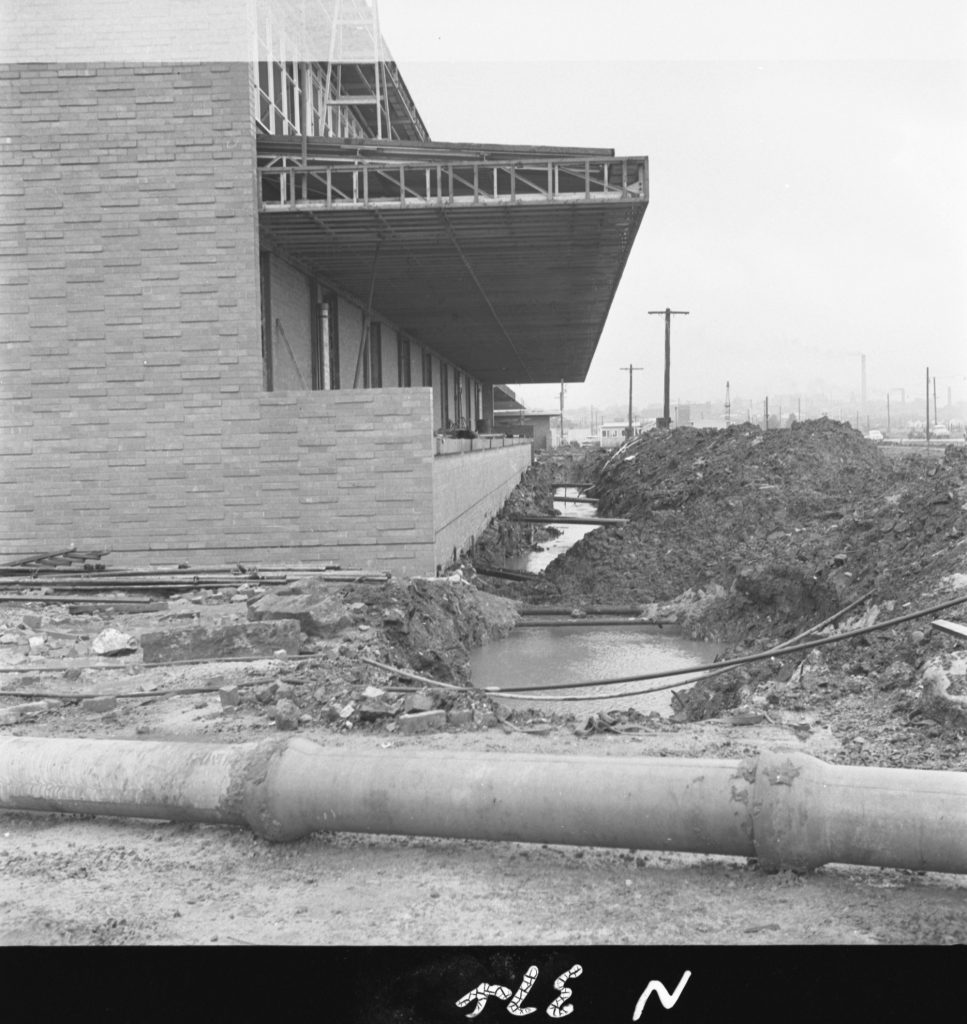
(434, 435, 531, 456)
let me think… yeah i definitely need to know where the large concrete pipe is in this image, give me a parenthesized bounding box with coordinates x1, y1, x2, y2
(0, 736, 964, 873)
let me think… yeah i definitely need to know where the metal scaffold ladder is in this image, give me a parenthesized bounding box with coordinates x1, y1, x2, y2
(321, 0, 392, 139)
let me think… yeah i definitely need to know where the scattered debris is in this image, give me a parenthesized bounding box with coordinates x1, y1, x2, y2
(270, 699, 301, 731)
(140, 620, 301, 664)
(248, 580, 353, 638)
(918, 659, 967, 731)
(80, 696, 118, 714)
(91, 629, 139, 657)
(397, 709, 447, 735)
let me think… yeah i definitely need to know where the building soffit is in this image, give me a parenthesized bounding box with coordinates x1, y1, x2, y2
(257, 138, 649, 385)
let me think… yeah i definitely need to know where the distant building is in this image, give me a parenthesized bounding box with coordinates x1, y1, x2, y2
(494, 410, 561, 451)
(599, 421, 649, 448)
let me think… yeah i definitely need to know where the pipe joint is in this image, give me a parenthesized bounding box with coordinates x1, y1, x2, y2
(751, 749, 826, 872)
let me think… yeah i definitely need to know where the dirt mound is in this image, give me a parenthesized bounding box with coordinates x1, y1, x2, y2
(539, 421, 966, 645)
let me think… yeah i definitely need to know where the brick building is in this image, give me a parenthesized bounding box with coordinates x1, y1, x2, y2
(0, 1, 648, 574)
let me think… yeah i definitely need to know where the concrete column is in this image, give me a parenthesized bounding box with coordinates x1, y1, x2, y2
(481, 385, 495, 433)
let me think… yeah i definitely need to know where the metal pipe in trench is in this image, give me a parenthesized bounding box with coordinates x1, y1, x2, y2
(0, 736, 964, 874)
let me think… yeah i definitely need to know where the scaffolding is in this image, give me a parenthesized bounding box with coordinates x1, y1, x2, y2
(257, 137, 647, 209)
(253, 0, 428, 142)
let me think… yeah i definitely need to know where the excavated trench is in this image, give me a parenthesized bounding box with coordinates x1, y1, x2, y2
(470, 424, 967, 742)
(471, 485, 724, 717)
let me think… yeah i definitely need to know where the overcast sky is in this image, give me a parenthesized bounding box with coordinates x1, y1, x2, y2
(379, 0, 967, 416)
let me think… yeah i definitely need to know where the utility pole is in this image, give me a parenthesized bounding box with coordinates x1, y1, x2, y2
(926, 366, 931, 445)
(648, 307, 689, 428)
(764, 396, 769, 430)
(725, 380, 731, 426)
(559, 379, 566, 447)
(620, 365, 644, 440)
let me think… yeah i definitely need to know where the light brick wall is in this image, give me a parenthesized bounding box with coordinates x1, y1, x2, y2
(0, 63, 441, 573)
(1, 60, 514, 575)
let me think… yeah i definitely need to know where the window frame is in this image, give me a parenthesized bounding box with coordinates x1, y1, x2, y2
(397, 336, 411, 387)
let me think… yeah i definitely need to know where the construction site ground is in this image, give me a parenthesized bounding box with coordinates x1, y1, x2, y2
(1, 419, 966, 946)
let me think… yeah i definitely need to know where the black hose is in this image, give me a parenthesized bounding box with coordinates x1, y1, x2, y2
(484, 591, 967, 696)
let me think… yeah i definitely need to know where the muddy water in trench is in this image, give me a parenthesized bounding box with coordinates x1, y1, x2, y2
(477, 488, 722, 716)
(501, 488, 603, 574)
(470, 624, 722, 717)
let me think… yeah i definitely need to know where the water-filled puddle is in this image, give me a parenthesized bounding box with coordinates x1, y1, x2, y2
(469, 625, 722, 717)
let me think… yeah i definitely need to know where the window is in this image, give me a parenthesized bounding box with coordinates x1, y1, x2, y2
(311, 285, 339, 390)
(454, 371, 464, 428)
(422, 349, 432, 387)
(397, 336, 411, 387)
(441, 364, 450, 428)
(364, 321, 382, 388)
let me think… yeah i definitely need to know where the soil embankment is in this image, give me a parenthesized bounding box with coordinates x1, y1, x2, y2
(543, 420, 965, 640)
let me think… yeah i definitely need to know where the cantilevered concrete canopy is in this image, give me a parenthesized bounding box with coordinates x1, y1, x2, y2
(258, 137, 648, 384)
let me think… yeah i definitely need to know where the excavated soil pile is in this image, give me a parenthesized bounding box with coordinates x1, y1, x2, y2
(488, 423, 967, 733)
(538, 421, 965, 641)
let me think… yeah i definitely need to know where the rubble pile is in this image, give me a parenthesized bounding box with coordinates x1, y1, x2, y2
(0, 575, 520, 737)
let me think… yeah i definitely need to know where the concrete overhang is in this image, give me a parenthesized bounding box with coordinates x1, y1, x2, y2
(258, 136, 648, 385)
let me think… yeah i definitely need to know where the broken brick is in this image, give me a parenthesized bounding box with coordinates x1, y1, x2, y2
(140, 620, 301, 664)
(397, 710, 446, 735)
(403, 692, 436, 713)
(80, 696, 118, 713)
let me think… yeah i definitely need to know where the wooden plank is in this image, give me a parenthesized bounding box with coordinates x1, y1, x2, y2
(517, 618, 676, 628)
(508, 515, 627, 526)
(931, 619, 967, 639)
(474, 565, 539, 582)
